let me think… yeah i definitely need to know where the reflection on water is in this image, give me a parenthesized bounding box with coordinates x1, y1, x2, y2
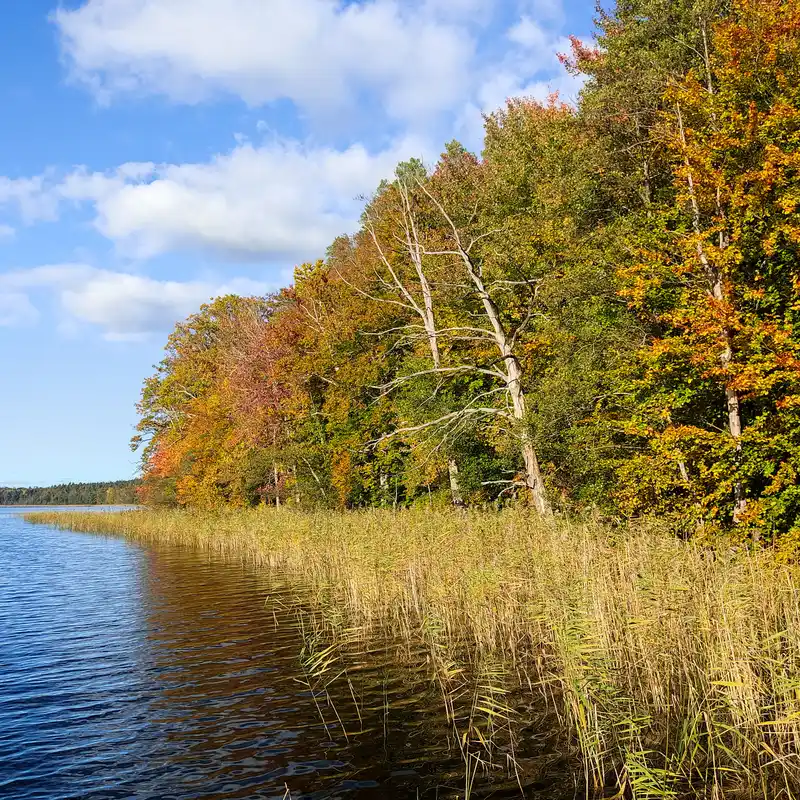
(0, 508, 484, 799)
(135, 547, 463, 798)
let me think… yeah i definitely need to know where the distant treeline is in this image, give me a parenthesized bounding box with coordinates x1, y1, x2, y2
(0, 480, 140, 506)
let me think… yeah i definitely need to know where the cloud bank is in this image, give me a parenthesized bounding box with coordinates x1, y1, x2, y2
(55, 0, 482, 121)
(0, 265, 272, 340)
(1, 0, 582, 266)
(0, 0, 584, 343)
(58, 136, 427, 261)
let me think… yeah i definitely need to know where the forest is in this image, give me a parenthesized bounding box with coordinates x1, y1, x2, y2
(134, 0, 800, 547)
(0, 481, 139, 506)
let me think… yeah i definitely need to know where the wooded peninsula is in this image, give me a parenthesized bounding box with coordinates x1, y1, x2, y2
(0, 481, 139, 506)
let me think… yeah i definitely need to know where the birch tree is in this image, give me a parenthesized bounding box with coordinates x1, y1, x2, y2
(358, 145, 554, 514)
(353, 161, 466, 505)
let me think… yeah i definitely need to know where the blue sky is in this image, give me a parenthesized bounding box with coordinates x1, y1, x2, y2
(0, 0, 594, 486)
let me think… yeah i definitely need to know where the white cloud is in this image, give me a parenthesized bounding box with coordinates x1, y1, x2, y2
(0, 292, 39, 327)
(0, 224, 15, 240)
(454, 26, 581, 150)
(508, 16, 550, 50)
(0, 135, 432, 263)
(0, 265, 272, 340)
(485, 26, 578, 106)
(45, 2, 582, 260)
(0, 1, 583, 272)
(0, 176, 60, 224)
(55, 0, 480, 121)
(57, 135, 431, 261)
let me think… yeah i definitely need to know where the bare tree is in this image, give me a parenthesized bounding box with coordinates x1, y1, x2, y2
(351, 166, 551, 515)
(418, 181, 551, 516)
(349, 174, 465, 505)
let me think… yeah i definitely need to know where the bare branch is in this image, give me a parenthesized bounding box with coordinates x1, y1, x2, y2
(332, 264, 417, 313)
(363, 211, 424, 315)
(372, 406, 510, 444)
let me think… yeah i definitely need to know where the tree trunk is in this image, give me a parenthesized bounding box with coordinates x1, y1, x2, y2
(379, 471, 389, 505)
(505, 353, 550, 515)
(412, 243, 465, 506)
(417, 267, 442, 370)
(292, 465, 301, 506)
(421, 291, 465, 507)
(720, 337, 747, 521)
(455, 253, 551, 515)
(448, 459, 464, 507)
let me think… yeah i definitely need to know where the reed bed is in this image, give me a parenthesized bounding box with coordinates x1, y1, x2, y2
(25, 507, 800, 798)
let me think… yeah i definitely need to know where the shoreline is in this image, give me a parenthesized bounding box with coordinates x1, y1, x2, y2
(26, 507, 800, 798)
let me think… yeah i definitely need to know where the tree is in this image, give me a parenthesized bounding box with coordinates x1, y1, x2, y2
(134, 295, 275, 508)
(355, 160, 469, 505)
(617, 0, 800, 537)
(375, 139, 556, 513)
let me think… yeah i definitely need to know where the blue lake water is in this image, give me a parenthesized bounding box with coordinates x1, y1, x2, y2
(0, 508, 476, 800)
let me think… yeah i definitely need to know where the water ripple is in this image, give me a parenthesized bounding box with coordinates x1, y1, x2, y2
(0, 508, 480, 799)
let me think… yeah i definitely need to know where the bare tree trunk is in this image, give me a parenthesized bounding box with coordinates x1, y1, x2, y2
(454, 247, 550, 514)
(418, 268, 442, 370)
(379, 471, 389, 505)
(416, 254, 465, 507)
(418, 277, 464, 507)
(448, 459, 464, 507)
(505, 353, 550, 515)
(372, 176, 551, 513)
(427, 334, 464, 506)
(273, 461, 280, 508)
(417, 179, 552, 515)
(370, 183, 465, 506)
(403, 186, 466, 506)
(291, 465, 301, 505)
(722, 344, 747, 522)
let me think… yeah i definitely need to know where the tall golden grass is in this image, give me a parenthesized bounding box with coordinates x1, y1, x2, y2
(25, 507, 800, 798)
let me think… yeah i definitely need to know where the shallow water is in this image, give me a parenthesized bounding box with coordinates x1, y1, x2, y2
(1, 507, 523, 799)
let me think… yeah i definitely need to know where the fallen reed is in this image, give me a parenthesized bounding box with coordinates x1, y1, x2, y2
(25, 507, 800, 798)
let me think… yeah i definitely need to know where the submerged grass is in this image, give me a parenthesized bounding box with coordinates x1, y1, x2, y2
(24, 507, 800, 798)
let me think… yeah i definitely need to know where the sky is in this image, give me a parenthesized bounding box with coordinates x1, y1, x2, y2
(0, 0, 595, 487)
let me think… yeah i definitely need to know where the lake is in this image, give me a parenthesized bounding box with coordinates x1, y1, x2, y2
(0, 507, 490, 799)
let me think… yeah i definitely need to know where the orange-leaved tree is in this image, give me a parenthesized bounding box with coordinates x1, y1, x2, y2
(617, 0, 800, 539)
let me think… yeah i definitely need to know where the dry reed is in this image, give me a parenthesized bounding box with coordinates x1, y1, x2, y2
(24, 507, 800, 798)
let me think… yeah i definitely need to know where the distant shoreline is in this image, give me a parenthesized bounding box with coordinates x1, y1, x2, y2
(0, 504, 140, 508)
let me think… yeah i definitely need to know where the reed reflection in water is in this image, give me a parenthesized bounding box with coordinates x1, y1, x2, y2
(136, 545, 468, 798)
(0, 512, 474, 799)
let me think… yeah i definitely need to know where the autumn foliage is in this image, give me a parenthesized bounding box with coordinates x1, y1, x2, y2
(135, 0, 800, 545)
